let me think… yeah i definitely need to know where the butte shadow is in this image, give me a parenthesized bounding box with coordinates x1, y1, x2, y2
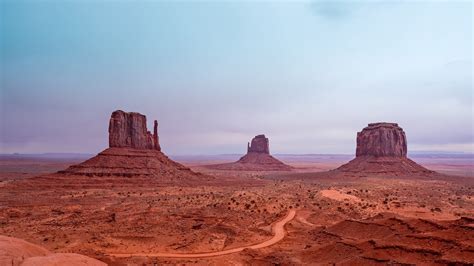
(205, 134, 293, 171)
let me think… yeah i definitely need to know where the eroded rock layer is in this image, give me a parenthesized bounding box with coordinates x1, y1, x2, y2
(336, 156, 433, 175)
(59, 148, 202, 179)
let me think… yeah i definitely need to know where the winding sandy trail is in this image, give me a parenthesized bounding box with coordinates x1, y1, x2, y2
(110, 209, 296, 258)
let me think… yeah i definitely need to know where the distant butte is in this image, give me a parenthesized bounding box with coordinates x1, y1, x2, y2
(58, 110, 209, 181)
(206, 134, 292, 171)
(335, 122, 434, 176)
(247, 134, 270, 154)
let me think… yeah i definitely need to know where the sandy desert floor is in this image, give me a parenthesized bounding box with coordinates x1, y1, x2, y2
(0, 154, 473, 265)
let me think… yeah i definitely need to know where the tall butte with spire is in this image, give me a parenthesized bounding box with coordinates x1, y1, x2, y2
(59, 110, 207, 181)
(207, 134, 292, 171)
(335, 122, 434, 176)
(108, 110, 160, 150)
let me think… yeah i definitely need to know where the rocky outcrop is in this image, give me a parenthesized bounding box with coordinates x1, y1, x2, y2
(247, 134, 270, 154)
(336, 122, 433, 176)
(109, 110, 160, 150)
(206, 134, 292, 171)
(356, 123, 406, 157)
(0, 235, 106, 266)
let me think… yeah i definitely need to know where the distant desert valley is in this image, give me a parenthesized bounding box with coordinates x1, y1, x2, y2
(1, 110, 473, 265)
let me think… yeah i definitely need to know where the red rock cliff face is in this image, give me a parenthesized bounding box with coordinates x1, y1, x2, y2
(247, 134, 270, 154)
(108, 110, 160, 150)
(356, 123, 407, 157)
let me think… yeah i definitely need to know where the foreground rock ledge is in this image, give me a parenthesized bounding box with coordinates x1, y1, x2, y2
(0, 235, 106, 266)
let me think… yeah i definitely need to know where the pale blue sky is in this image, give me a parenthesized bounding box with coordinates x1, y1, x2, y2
(1, 1, 472, 154)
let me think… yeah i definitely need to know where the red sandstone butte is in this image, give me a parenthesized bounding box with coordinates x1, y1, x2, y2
(336, 122, 433, 176)
(109, 110, 160, 150)
(58, 110, 208, 181)
(207, 134, 292, 171)
(356, 123, 407, 157)
(247, 134, 270, 154)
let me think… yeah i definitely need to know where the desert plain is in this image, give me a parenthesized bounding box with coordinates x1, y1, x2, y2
(1, 151, 473, 265)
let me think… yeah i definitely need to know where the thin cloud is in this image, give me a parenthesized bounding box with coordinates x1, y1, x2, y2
(308, 1, 364, 20)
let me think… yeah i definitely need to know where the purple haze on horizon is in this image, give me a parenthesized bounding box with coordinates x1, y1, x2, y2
(0, 1, 472, 155)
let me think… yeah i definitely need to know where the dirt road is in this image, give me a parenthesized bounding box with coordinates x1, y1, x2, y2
(110, 209, 296, 258)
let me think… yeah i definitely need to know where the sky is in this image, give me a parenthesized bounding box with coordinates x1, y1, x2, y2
(0, 0, 472, 155)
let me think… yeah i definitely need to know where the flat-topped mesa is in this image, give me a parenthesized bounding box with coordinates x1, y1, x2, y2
(108, 110, 160, 151)
(336, 122, 434, 175)
(247, 134, 270, 154)
(356, 122, 407, 157)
